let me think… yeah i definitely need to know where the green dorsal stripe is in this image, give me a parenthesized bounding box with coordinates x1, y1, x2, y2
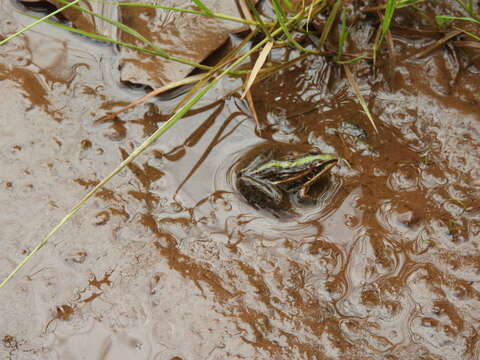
(253, 154, 338, 173)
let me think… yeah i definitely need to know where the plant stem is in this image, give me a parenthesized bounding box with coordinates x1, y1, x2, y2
(0, 0, 82, 46)
(93, 0, 266, 26)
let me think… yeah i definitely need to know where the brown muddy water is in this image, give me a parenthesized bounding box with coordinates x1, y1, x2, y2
(1, 1, 480, 359)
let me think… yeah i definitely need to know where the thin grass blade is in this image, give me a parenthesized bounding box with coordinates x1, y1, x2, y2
(25, 15, 215, 71)
(192, 0, 214, 15)
(319, 0, 341, 47)
(436, 15, 480, 26)
(412, 30, 462, 58)
(0, 0, 81, 46)
(271, 0, 318, 54)
(397, 0, 425, 6)
(306, 0, 315, 31)
(245, 90, 261, 131)
(377, 0, 396, 49)
(91, 0, 260, 26)
(386, 29, 397, 83)
(344, 64, 378, 133)
(55, 0, 159, 51)
(238, 0, 256, 31)
(455, 27, 480, 41)
(336, 55, 365, 64)
(281, 0, 294, 11)
(452, 40, 480, 48)
(246, 0, 273, 38)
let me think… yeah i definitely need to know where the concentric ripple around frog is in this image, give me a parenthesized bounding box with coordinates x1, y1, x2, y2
(235, 144, 340, 214)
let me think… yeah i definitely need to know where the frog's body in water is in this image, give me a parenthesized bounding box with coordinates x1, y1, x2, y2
(237, 150, 339, 213)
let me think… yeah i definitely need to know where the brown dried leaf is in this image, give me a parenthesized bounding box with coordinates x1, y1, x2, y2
(241, 41, 274, 99)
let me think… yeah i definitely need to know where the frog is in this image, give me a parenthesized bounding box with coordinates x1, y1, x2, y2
(236, 150, 339, 212)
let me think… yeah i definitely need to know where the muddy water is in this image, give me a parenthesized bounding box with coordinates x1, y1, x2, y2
(1, 1, 480, 359)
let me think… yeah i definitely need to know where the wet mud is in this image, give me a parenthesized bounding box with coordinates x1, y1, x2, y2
(1, 1, 479, 359)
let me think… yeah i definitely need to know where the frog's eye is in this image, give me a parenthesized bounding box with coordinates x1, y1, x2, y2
(285, 151, 300, 159)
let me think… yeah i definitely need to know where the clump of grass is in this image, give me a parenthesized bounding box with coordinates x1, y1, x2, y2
(272, 0, 323, 54)
(98, 0, 264, 26)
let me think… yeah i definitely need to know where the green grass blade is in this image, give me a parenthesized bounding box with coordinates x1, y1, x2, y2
(281, 0, 294, 11)
(319, 0, 341, 47)
(373, 0, 397, 64)
(25, 13, 250, 75)
(55, 0, 156, 49)
(192, 0, 214, 15)
(25, 14, 214, 71)
(456, 27, 480, 41)
(336, 55, 366, 64)
(380, 0, 396, 45)
(90, 0, 261, 26)
(337, 7, 349, 62)
(246, 0, 273, 39)
(397, 0, 425, 7)
(271, 0, 319, 54)
(436, 15, 480, 26)
(0, 0, 82, 46)
(453, 0, 478, 19)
